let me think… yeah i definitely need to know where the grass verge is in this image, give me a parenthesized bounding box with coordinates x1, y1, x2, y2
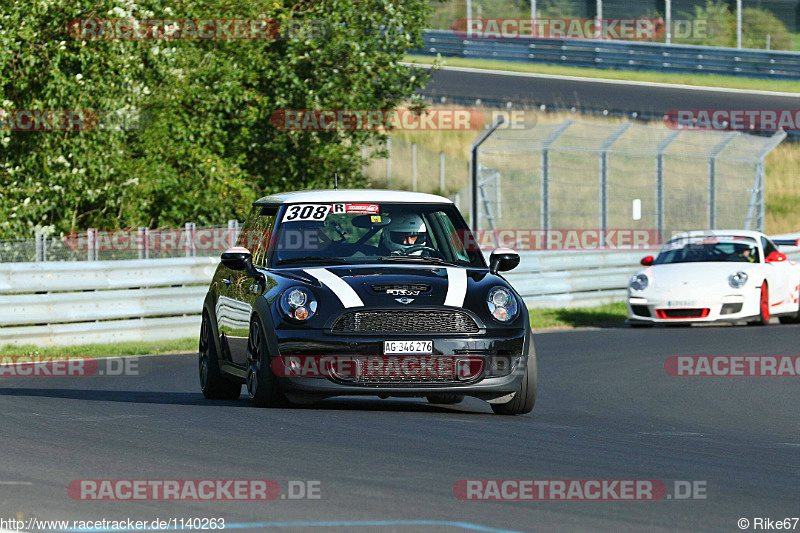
(530, 302, 628, 330)
(406, 54, 800, 93)
(1, 337, 197, 357)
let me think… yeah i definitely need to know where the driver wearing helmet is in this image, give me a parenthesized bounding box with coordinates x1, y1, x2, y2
(380, 213, 428, 255)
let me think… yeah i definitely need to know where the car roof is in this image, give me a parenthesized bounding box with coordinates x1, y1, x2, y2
(254, 189, 453, 205)
(668, 229, 765, 241)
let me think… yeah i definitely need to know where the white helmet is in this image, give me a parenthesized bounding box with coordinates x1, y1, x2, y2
(381, 213, 427, 253)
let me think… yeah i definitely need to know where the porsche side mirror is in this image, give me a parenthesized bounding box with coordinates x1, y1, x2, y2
(766, 251, 787, 263)
(490, 248, 520, 274)
(640, 255, 654, 266)
(221, 247, 251, 271)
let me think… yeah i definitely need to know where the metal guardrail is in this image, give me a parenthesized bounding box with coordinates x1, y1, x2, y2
(3, 241, 800, 346)
(414, 30, 800, 80)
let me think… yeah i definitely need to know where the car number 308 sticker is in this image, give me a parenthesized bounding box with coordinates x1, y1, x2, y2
(282, 204, 330, 222)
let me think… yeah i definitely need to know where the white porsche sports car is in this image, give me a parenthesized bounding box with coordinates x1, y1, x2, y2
(627, 230, 800, 326)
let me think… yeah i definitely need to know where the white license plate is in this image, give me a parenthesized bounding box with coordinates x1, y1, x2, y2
(667, 300, 696, 307)
(383, 340, 433, 355)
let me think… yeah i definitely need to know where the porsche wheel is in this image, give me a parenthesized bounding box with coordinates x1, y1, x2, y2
(199, 312, 241, 400)
(751, 283, 770, 326)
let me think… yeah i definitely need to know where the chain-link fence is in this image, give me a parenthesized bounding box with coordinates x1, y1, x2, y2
(469, 119, 785, 241)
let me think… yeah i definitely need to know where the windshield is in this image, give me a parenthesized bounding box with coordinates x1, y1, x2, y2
(654, 236, 760, 264)
(267, 202, 485, 268)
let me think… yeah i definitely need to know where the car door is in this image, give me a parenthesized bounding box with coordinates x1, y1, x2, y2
(761, 236, 791, 309)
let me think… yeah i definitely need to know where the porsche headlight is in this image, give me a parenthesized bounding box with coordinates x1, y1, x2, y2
(729, 271, 748, 289)
(280, 287, 317, 321)
(629, 273, 649, 291)
(487, 287, 518, 322)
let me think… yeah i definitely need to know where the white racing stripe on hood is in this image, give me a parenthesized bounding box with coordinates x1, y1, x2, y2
(304, 268, 364, 308)
(444, 267, 467, 307)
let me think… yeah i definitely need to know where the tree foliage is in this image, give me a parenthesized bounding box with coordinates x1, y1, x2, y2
(0, 0, 430, 238)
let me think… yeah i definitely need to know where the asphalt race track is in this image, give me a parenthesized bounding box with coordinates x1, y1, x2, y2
(417, 65, 800, 119)
(1, 325, 798, 532)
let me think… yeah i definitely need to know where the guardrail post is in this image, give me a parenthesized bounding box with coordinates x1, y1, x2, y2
(707, 132, 737, 229)
(35, 233, 43, 262)
(655, 131, 680, 239)
(137, 227, 146, 259)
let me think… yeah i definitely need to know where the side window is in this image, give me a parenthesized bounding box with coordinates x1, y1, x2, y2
(761, 237, 778, 260)
(251, 207, 278, 266)
(435, 211, 469, 262)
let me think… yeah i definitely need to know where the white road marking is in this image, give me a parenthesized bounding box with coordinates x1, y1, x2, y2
(443, 267, 467, 307)
(304, 268, 364, 308)
(403, 62, 800, 98)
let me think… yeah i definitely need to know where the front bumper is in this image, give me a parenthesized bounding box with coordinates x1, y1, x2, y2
(272, 328, 528, 400)
(626, 289, 760, 324)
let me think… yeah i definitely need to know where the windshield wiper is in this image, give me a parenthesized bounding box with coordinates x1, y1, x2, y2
(375, 256, 460, 266)
(274, 256, 351, 266)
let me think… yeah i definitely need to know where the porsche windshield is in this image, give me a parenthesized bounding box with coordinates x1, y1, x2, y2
(654, 237, 760, 264)
(267, 203, 485, 268)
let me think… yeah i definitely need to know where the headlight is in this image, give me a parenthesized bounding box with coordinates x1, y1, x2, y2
(729, 271, 748, 289)
(280, 287, 317, 321)
(629, 273, 648, 291)
(487, 286, 518, 322)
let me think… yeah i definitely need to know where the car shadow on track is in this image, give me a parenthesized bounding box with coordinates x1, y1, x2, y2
(0, 387, 497, 414)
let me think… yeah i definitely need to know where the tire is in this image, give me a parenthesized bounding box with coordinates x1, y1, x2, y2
(246, 318, 288, 408)
(199, 312, 241, 400)
(426, 394, 464, 405)
(750, 282, 771, 326)
(491, 334, 537, 416)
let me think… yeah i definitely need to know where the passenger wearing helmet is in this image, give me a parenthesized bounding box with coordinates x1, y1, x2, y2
(380, 213, 428, 255)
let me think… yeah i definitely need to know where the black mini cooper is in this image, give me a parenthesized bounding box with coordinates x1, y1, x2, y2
(198, 190, 536, 415)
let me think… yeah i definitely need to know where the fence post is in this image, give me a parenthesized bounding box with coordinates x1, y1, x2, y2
(227, 219, 238, 249)
(412, 143, 417, 191)
(599, 124, 631, 241)
(655, 131, 681, 239)
(137, 227, 146, 260)
(469, 116, 506, 231)
(707, 133, 737, 229)
(35, 233, 43, 262)
(439, 151, 445, 193)
(185, 222, 196, 257)
(386, 137, 392, 187)
(87, 228, 97, 261)
(540, 120, 574, 232)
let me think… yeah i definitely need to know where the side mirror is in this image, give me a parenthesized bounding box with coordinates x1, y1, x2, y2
(641, 255, 654, 266)
(489, 248, 520, 274)
(221, 247, 252, 271)
(766, 251, 787, 263)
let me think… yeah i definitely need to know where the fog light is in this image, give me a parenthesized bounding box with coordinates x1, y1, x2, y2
(294, 306, 309, 320)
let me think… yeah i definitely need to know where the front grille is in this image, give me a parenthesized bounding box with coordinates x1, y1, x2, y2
(656, 308, 710, 319)
(330, 310, 480, 333)
(371, 284, 431, 294)
(340, 374, 459, 385)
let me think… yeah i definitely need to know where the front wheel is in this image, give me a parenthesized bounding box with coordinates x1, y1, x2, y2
(199, 312, 241, 400)
(491, 336, 537, 416)
(750, 283, 770, 326)
(246, 318, 288, 408)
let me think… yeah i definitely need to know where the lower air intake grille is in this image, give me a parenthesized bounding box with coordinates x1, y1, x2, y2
(656, 308, 710, 319)
(331, 310, 480, 333)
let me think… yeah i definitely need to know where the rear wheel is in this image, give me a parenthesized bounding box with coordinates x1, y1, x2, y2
(426, 394, 464, 405)
(491, 336, 537, 416)
(246, 318, 288, 408)
(751, 283, 770, 326)
(199, 312, 241, 400)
